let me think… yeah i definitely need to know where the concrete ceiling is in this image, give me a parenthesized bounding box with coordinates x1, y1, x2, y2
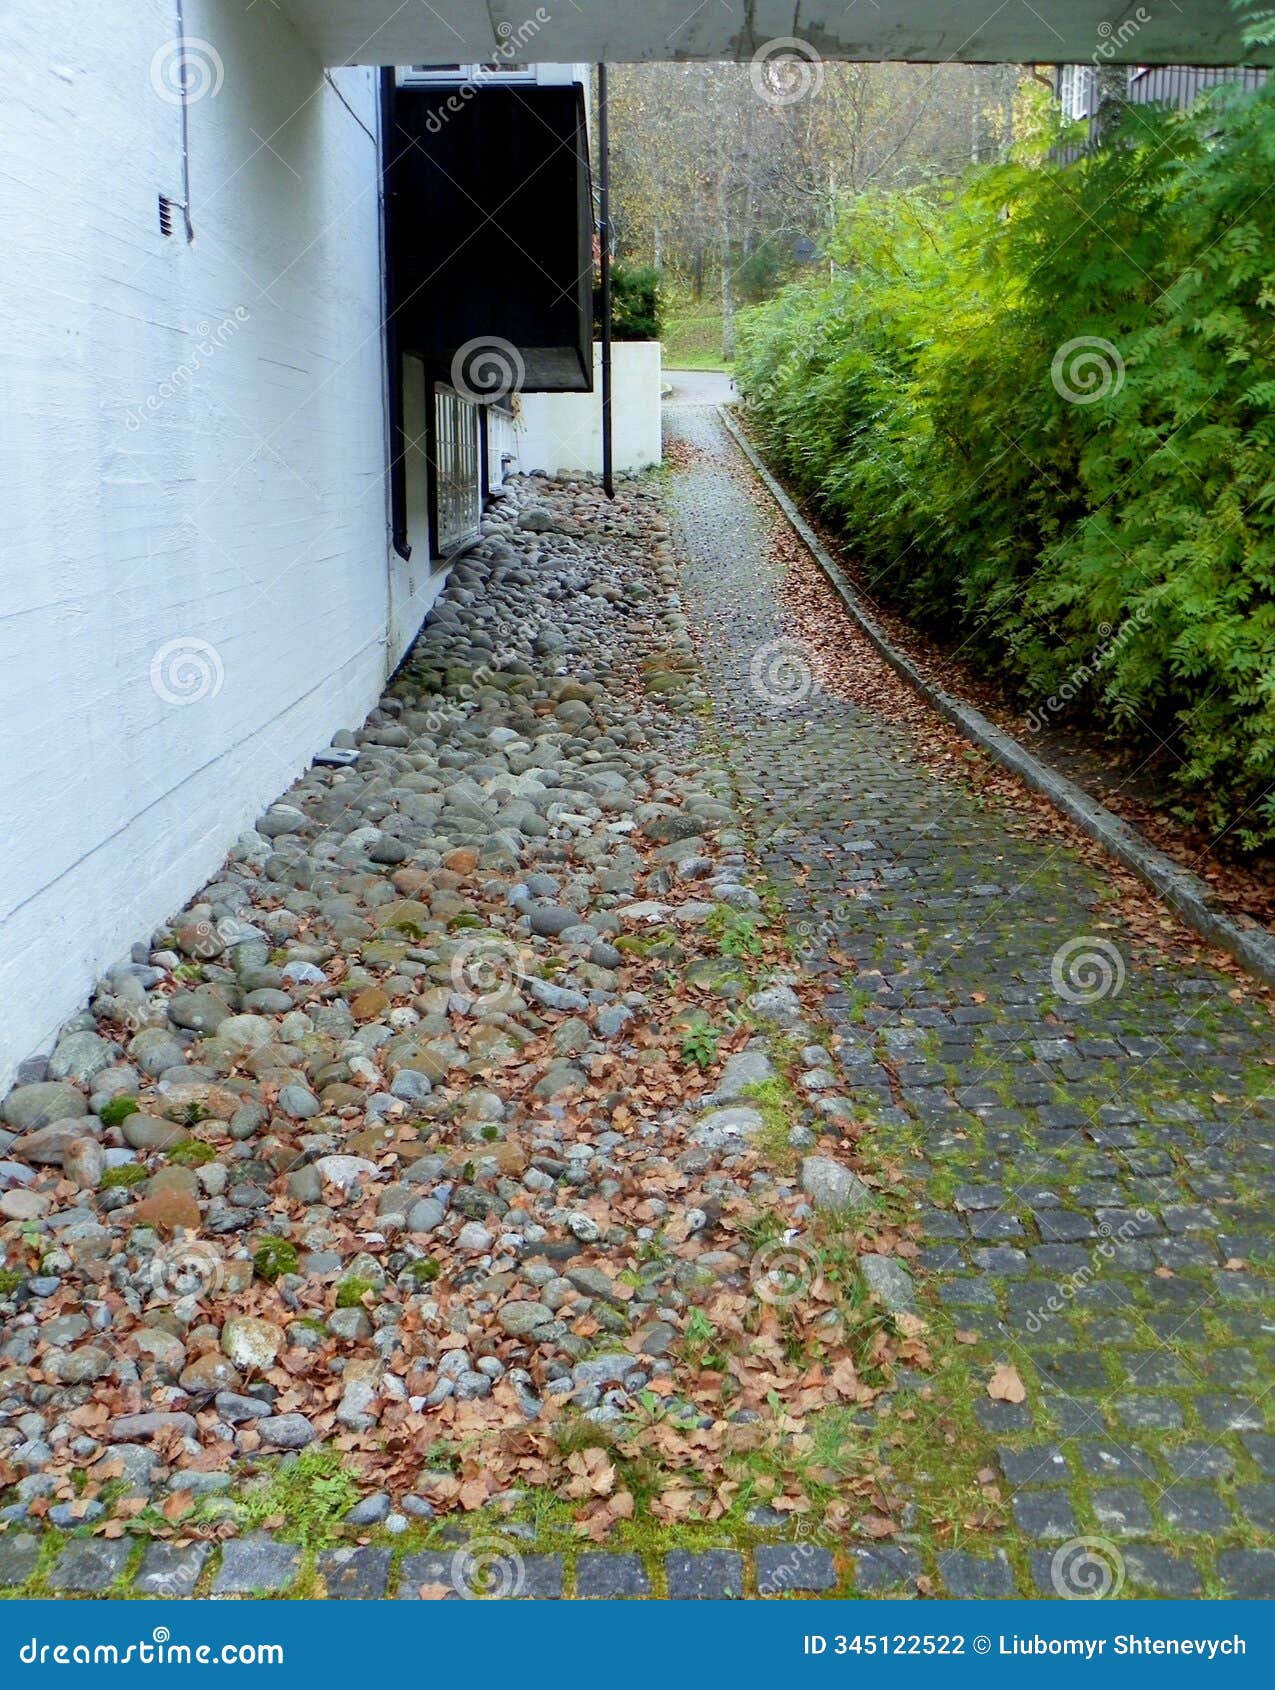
(281, 1, 1269, 68)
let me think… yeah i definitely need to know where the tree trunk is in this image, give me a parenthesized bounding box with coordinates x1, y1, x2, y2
(1092, 63, 1128, 145)
(718, 186, 735, 362)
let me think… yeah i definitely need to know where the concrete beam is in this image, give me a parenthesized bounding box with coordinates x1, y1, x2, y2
(280, 1, 1269, 69)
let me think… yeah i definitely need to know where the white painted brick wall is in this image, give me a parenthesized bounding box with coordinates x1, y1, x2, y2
(0, 0, 422, 1085)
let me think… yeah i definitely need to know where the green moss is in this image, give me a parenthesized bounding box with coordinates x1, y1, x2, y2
(406, 1258, 441, 1286)
(740, 1075, 800, 1168)
(335, 1276, 376, 1308)
(165, 1139, 216, 1166)
(98, 1096, 140, 1128)
(101, 1162, 149, 1190)
(0, 1267, 26, 1296)
(253, 1235, 299, 1282)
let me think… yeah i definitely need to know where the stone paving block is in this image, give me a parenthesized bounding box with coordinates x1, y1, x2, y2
(1112, 1395, 1185, 1431)
(134, 1540, 210, 1597)
(852, 1546, 924, 1593)
(996, 1444, 1070, 1486)
(1235, 1484, 1275, 1533)
(665, 1549, 744, 1599)
(1036, 1351, 1109, 1391)
(1011, 1490, 1079, 1541)
(397, 1551, 458, 1599)
(938, 1549, 1018, 1598)
(49, 1537, 133, 1593)
(1120, 1545, 1203, 1598)
(1043, 1396, 1107, 1437)
(318, 1546, 391, 1600)
(1216, 1549, 1275, 1599)
(1124, 1352, 1193, 1388)
(1198, 1397, 1266, 1433)
(755, 1544, 837, 1594)
(212, 1533, 300, 1596)
(1164, 1443, 1235, 1480)
(1092, 1487, 1155, 1535)
(516, 1554, 563, 1599)
(1157, 1486, 1235, 1536)
(1036, 1210, 1097, 1242)
(576, 1553, 651, 1599)
(975, 1399, 1033, 1433)
(0, 1532, 41, 1588)
(1077, 1440, 1157, 1482)
(1030, 1544, 1194, 1600)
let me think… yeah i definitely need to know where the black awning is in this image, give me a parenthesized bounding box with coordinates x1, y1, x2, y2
(388, 81, 593, 394)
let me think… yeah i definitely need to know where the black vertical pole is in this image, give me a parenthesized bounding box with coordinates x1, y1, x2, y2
(598, 62, 614, 499)
(379, 68, 411, 560)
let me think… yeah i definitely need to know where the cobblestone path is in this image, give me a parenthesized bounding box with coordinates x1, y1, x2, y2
(666, 405, 1275, 1599)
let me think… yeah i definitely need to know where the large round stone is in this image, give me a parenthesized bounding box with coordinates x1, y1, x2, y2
(2, 1082, 88, 1131)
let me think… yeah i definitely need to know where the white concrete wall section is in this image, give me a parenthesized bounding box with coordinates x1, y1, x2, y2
(0, 0, 394, 1086)
(391, 354, 451, 654)
(516, 342, 662, 477)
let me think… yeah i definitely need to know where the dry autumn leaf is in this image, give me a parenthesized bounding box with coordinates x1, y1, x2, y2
(987, 1364, 1027, 1404)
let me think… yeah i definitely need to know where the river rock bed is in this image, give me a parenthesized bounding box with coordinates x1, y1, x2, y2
(0, 471, 905, 1543)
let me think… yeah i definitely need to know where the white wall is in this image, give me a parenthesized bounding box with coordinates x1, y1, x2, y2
(516, 342, 662, 477)
(0, 0, 402, 1087)
(390, 354, 451, 653)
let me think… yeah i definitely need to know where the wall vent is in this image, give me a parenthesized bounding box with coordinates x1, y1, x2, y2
(157, 194, 176, 237)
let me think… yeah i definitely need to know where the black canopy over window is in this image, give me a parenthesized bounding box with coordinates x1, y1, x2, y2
(387, 82, 594, 393)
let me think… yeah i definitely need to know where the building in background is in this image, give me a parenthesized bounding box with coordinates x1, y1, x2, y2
(0, 5, 659, 1089)
(1055, 60, 1266, 151)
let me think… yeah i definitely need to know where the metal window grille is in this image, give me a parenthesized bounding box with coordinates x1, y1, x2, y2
(433, 385, 481, 558)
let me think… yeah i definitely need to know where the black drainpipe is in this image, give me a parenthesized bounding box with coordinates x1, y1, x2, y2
(379, 67, 411, 560)
(598, 63, 614, 500)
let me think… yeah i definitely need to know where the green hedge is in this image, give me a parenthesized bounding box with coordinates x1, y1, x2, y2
(737, 83, 1275, 852)
(597, 263, 663, 341)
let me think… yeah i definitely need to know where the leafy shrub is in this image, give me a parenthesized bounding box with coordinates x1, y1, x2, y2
(597, 263, 663, 340)
(737, 75, 1275, 850)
